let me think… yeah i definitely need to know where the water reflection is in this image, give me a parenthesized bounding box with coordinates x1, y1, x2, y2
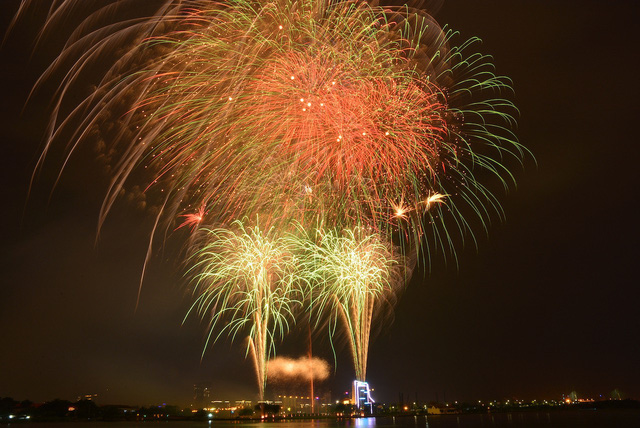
(10, 412, 640, 428)
(354, 417, 376, 428)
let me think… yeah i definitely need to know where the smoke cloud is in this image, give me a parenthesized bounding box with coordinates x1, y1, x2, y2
(267, 356, 330, 382)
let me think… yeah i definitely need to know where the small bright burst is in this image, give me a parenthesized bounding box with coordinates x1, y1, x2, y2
(176, 205, 207, 231)
(424, 192, 447, 208)
(392, 201, 408, 219)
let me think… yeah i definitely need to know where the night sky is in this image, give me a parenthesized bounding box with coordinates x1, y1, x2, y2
(1, 1, 639, 407)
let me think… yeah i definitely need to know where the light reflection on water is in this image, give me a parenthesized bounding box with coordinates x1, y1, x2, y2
(8, 411, 640, 428)
(356, 417, 376, 428)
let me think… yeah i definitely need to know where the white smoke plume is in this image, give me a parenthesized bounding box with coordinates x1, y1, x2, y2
(267, 356, 330, 382)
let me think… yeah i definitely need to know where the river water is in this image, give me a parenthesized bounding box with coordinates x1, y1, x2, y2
(8, 412, 640, 428)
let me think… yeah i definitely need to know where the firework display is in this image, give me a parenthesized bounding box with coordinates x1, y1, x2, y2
(298, 228, 401, 381)
(21, 0, 525, 397)
(187, 220, 303, 399)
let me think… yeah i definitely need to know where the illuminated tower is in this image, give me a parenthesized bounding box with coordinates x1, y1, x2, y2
(352, 380, 374, 413)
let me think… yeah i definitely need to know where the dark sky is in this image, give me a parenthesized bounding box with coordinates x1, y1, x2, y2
(1, 1, 639, 407)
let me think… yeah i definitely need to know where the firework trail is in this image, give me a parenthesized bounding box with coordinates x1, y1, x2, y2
(187, 219, 304, 399)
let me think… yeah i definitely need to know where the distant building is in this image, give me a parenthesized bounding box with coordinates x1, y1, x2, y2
(278, 395, 312, 415)
(235, 400, 252, 408)
(75, 394, 98, 402)
(193, 382, 212, 408)
(205, 400, 251, 418)
(427, 405, 460, 415)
